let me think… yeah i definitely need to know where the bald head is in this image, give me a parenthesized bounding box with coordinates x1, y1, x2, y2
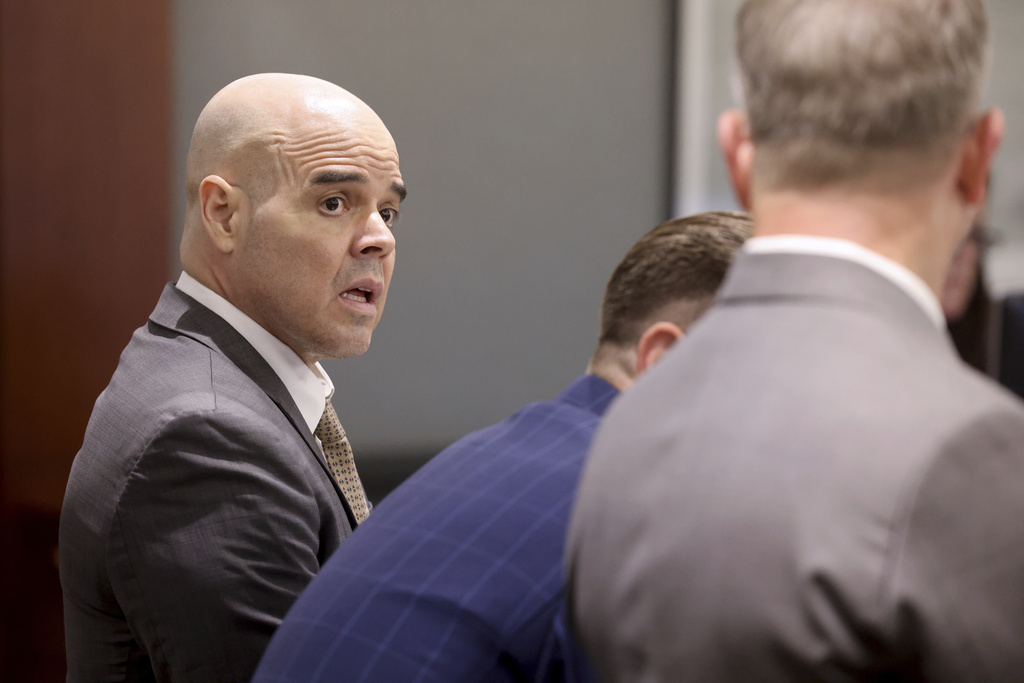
(185, 74, 388, 215)
(178, 73, 404, 365)
(180, 73, 400, 270)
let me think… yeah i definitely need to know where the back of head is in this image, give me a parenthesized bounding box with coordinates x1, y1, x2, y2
(737, 0, 989, 190)
(597, 211, 753, 350)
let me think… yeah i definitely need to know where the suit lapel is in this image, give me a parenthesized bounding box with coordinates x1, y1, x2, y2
(147, 284, 356, 523)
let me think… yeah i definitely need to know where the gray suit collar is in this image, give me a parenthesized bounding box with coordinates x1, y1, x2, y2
(148, 284, 320, 451)
(148, 284, 356, 523)
(720, 251, 954, 352)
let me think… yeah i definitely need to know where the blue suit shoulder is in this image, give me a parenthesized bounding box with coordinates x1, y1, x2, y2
(253, 375, 615, 683)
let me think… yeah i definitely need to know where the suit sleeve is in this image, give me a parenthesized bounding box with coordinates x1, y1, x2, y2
(252, 504, 554, 683)
(890, 406, 1024, 682)
(254, 578, 505, 683)
(254, 525, 581, 683)
(107, 403, 331, 683)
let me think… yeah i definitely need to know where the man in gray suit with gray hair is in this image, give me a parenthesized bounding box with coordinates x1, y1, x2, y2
(567, 0, 1024, 681)
(60, 73, 405, 682)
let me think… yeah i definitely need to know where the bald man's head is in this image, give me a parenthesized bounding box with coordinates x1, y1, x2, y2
(184, 74, 389, 215)
(180, 73, 404, 367)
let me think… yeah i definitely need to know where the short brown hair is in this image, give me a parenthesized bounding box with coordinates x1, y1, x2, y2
(597, 211, 752, 348)
(736, 0, 989, 189)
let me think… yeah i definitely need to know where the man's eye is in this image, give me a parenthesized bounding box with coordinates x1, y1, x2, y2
(380, 208, 398, 226)
(323, 197, 343, 212)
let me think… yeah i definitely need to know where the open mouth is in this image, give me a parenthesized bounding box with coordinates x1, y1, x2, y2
(340, 287, 374, 304)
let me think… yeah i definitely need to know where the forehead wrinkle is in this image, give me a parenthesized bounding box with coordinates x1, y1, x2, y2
(287, 144, 401, 182)
(267, 130, 300, 189)
(281, 134, 397, 162)
(273, 117, 401, 193)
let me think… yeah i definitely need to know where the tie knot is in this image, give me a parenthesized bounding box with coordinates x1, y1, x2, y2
(316, 401, 346, 445)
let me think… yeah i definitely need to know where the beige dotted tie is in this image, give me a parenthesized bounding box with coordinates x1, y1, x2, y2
(315, 401, 370, 524)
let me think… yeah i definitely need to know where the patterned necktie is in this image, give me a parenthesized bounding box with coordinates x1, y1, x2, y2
(315, 401, 370, 524)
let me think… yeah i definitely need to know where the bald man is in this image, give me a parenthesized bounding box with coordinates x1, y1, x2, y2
(59, 73, 405, 682)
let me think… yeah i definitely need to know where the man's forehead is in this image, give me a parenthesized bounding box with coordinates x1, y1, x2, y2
(269, 120, 402, 192)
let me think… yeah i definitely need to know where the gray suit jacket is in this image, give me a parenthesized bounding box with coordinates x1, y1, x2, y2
(60, 284, 353, 683)
(567, 252, 1024, 682)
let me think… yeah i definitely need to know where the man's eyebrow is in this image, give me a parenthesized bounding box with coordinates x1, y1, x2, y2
(393, 182, 408, 203)
(309, 170, 366, 187)
(308, 170, 406, 202)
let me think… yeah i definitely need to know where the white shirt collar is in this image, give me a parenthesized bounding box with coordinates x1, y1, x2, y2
(175, 271, 332, 432)
(743, 235, 945, 329)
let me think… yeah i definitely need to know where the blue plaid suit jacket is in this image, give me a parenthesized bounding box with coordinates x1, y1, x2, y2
(253, 374, 617, 682)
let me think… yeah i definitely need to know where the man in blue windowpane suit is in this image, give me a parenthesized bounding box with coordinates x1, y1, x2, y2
(252, 211, 751, 682)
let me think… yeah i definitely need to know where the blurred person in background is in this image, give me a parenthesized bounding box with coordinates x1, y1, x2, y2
(942, 188, 1024, 398)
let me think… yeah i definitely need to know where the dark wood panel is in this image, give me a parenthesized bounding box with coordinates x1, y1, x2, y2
(0, 0, 172, 510)
(1, 1, 171, 679)
(1, 507, 63, 683)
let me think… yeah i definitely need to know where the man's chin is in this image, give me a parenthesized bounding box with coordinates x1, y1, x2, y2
(324, 333, 373, 361)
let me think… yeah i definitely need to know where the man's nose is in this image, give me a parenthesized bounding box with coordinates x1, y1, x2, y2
(355, 210, 396, 257)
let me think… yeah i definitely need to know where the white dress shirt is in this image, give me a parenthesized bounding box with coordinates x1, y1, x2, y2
(744, 235, 945, 329)
(175, 271, 332, 433)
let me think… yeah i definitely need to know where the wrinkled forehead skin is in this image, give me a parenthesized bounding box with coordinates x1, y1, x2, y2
(269, 87, 402, 191)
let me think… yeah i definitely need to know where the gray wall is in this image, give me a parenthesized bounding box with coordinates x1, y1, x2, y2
(174, 1, 673, 456)
(985, 0, 1024, 292)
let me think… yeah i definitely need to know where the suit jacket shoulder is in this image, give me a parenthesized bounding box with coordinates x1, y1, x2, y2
(568, 253, 1024, 682)
(61, 284, 350, 683)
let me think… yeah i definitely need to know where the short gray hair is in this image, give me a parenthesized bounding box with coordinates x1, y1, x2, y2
(736, 0, 990, 189)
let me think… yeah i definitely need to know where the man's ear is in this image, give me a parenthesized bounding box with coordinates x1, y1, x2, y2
(636, 321, 685, 376)
(199, 175, 247, 254)
(717, 109, 755, 210)
(958, 108, 1004, 207)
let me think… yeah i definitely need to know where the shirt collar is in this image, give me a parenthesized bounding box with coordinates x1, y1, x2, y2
(175, 271, 332, 432)
(561, 375, 620, 417)
(744, 235, 945, 329)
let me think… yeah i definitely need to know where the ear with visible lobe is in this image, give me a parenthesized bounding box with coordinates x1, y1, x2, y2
(198, 175, 248, 254)
(717, 109, 755, 210)
(635, 321, 685, 376)
(957, 109, 1004, 208)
